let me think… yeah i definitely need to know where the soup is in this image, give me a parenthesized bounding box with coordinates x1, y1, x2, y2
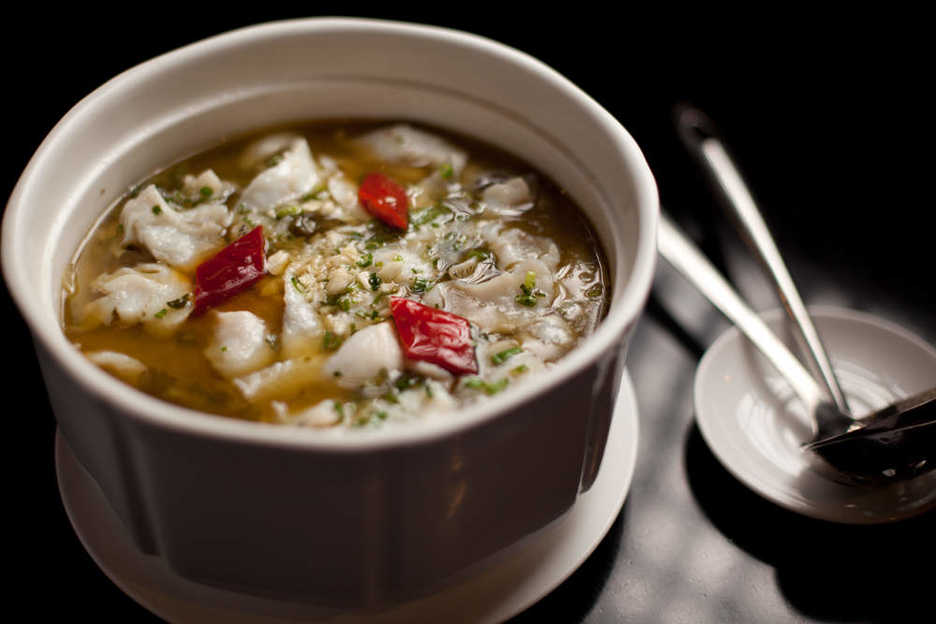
(64, 122, 609, 428)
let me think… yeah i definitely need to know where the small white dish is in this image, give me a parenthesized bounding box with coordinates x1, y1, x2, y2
(55, 370, 639, 623)
(694, 305, 936, 524)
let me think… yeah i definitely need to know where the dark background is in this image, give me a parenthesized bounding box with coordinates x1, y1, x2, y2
(3, 9, 933, 622)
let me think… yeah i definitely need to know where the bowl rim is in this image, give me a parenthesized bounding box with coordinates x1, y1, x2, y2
(2, 17, 658, 451)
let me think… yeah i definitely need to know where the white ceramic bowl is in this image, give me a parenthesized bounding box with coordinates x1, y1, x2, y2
(2, 18, 657, 605)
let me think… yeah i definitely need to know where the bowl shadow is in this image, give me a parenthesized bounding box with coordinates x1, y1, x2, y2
(684, 423, 934, 622)
(508, 502, 629, 623)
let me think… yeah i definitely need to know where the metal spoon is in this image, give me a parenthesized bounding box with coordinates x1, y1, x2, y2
(676, 105, 851, 418)
(657, 214, 936, 483)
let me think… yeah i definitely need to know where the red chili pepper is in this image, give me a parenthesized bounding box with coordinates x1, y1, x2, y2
(359, 172, 409, 230)
(389, 297, 478, 375)
(192, 226, 265, 316)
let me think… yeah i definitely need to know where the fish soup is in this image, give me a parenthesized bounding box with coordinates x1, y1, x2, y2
(64, 122, 609, 428)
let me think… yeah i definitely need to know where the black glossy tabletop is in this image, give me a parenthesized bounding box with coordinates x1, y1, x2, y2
(4, 10, 933, 623)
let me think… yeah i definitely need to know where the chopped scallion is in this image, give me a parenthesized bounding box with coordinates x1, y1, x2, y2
(411, 277, 430, 293)
(275, 204, 300, 219)
(464, 377, 510, 395)
(491, 346, 522, 365)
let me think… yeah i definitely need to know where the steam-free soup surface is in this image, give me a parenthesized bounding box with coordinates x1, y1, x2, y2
(65, 122, 608, 428)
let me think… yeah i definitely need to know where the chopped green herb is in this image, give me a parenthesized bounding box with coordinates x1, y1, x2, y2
(116, 223, 125, 237)
(485, 378, 509, 395)
(275, 204, 301, 219)
(298, 183, 326, 202)
(465, 377, 510, 395)
(357, 252, 373, 268)
(220, 346, 228, 352)
(375, 410, 388, 420)
(154, 308, 168, 319)
(369, 273, 382, 291)
(411, 277, 430, 293)
(323, 331, 343, 351)
(356, 308, 380, 321)
(151, 204, 162, 215)
(291, 276, 306, 293)
(585, 284, 604, 298)
(491, 346, 522, 365)
(265, 153, 284, 167)
(516, 271, 539, 307)
(394, 373, 422, 392)
(333, 401, 345, 419)
(410, 204, 452, 227)
(199, 186, 214, 199)
(392, 254, 403, 262)
(440, 163, 454, 179)
(465, 248, 491, 261)
(510, 364, 529, 375)
(166, 293, 190, 309)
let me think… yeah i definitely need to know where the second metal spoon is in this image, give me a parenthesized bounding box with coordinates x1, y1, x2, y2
(676, 105, 852, 417)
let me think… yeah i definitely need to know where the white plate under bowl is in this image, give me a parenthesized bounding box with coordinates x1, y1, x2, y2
(56, 370, 639, 623)
(694, 305, 936, 524)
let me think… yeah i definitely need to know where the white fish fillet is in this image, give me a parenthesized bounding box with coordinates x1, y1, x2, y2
(240, 138, 320, 212)
(356, 124, 467, 174)
(481, 177, 534, 217)
(120, 185, 230, 271)
(86, 350, 147, 382)
(281, 266, 323, 358)
(204, 311, 275, 379)
(83, 263, 191, 336)
(323, 322, 404, 389)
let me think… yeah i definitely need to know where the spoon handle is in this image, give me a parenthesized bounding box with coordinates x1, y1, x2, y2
(657, 214, 826, 422)
(677, 107, 852, 416)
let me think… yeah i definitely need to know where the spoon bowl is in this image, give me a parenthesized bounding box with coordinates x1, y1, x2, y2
(807, 387, 936, 483)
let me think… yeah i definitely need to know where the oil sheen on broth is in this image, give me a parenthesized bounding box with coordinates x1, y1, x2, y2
(64, 122, 609, 428)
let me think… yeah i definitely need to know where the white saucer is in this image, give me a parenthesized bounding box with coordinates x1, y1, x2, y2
(56, 370, 639, 623)
(694, 305, 936, 524)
